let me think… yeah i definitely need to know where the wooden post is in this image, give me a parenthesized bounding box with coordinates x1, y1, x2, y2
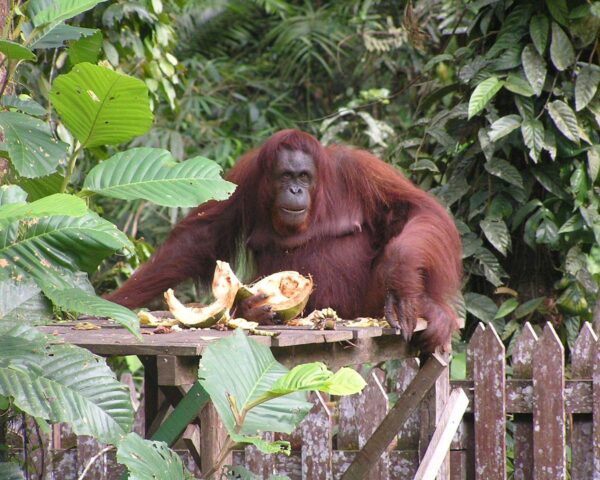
(512, 322, 537, 480)
(593, 331, 600, 479)
(472, 323, 506, 480)
(533, 323, 566, 479)
(301, 392, 333, 479)
(571, 323, 597, 480)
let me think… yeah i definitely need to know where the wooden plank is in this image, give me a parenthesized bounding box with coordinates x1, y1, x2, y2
(200, 401, 231, 476)
(273, 335, 416, 371)
(340, 354, 447, 480)
(414, 388, 469, 480)
(533, 323, 565, 479)
(571, 322, 597, 480)
(472, 324, 506, 480)
(301, 392, 333, 479)
(156, 355, 198, 386)
(593, 331, 600, 479)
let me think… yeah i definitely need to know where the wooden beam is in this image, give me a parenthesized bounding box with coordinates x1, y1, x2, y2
(340, 354, 447, 480)
(413, 388, 469, 480)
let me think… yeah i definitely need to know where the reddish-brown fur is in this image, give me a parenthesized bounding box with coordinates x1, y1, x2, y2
(106, 130, 462, 351)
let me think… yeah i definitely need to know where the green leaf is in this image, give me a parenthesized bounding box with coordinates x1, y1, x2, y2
(536, 217, 559, 245)
(545, 0, 569, 26)
(198, 330, 312, 436)
(474, 247, 508, 287)
(575, 65, 600, 112)
(68, 30, 102, 65)
(29, 0, 108, 27)
(17, 173, 63, 201)
(592, 2, 600, 18)
(30, 24, 97, 49)
(558, 214, 583, 234)
(588, 146, 600, 183)
(550, 22, 575, 71)
(547, 100, 580, 143)
(0, 213, 132, 283)
(83, 148, 236, 207)
(489, 115, 521, 142)
(480, 218, 511, 256)
(529, 14, 550, 54)
(484, 158, 524, 188)
(468, 77, 504, 119)
(0, 193, 87, 227)
(0, 112, 69, 178)
(117, 433, 195, 480)
(464, 292, 498, 323)
(42, 284, 139, 337)
(495, 298, 519, 319)
(1, 95, 46, 116)
(521, 44, 546, 96)
(504, 72, 534, 97)
(0, 40, 36, 61)
(270, 363, 366, 396)
(410, 159, 439, 173)
(229, 432, 291, 456)
(557, 284, 588, 314)
(514, 297, 545, 319)
(0, 278, 51, 321)
(532, 167, 568, 198)
(0, 324, 133, 444)
(50, 63, 153, 148)
(521, 118, 545, 162)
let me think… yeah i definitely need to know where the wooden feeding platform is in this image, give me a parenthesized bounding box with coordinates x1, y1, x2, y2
(38, 319, 463, 478)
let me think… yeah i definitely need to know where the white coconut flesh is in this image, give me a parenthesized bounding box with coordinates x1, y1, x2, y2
(247, 271, 313, 312)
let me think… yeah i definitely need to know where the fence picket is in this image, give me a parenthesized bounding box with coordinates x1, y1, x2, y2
(571, 322, 597, 480)
(512, 322, 537, 480)
(472, 323, 506, 480)
(301, 392, 333, 480)
(533, 323, 566, 479)
(593, 333, 600, 479)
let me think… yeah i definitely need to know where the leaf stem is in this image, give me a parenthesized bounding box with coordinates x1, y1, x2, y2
(60, 142, 83, 193)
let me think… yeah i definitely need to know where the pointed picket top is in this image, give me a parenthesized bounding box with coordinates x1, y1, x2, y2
(467, 322, 486, 378)
(513, 322, 538, 378)
(572, 322, 598, 377)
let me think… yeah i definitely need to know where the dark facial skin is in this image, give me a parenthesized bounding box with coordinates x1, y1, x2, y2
(272, 149, 316, 232)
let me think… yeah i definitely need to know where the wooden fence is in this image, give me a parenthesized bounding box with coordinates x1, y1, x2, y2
(8, 321, 600, 479)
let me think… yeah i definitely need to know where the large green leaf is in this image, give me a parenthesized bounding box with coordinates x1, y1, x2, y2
(468, 77, 504, 119)
(0, 193, 87, 227)
(0, 323, 133, 444)
(464, 292, 498, 323)
(0, 213, 132, 282)
(199, 330, 312, 436)
(588, 146, 600, 183)
(547, 100, 580, 143)
(521, 44, 546, 96)
(1, 95, 46, 116)
(30, 24, 97, 49)
(68, 30, 102, 65)
(488, 115, 521, 142)
(480, 218, 511, 256)
(83, 148, 236, 207)
(484, 158, 524, 188)
(521, 118, 545, 162)
(0, 40, 36, 61)
(550, 22, 574, 71)
(29, 0, 108, 27)
(117, 433, 195, 480)
(0, 112, 69, 178)
(50, 63, 153, 148)
(529, 14, 549, 55)
(0, 278, 51, 322)
(575, 65, 600, 112)
(42, 284, 139, 336)
(270, 363, 366, 396)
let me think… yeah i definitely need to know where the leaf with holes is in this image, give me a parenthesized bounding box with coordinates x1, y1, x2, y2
(550, 22, 574, 71)
(0, 193, 87, 227)
(0, 112, 69, 178)
(0, 213, 132, 283)
(547, 100, 580, 143)
(575, 65, 600, 112)
(117, 433, 195, 480)
(529, 14, 549, 55)
(480, 218, 511, 256)
(0, 323, 133, 444)
(489, 115, 521, 142)
(521, 44, 546, 96)
(521, 118, 545, 162)
(83, 148, 236, 207)
(50, 63, 153, 148)
(468, 77, 504, 119)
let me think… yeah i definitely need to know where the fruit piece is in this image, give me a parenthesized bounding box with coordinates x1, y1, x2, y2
(238, 271, 313, 321)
